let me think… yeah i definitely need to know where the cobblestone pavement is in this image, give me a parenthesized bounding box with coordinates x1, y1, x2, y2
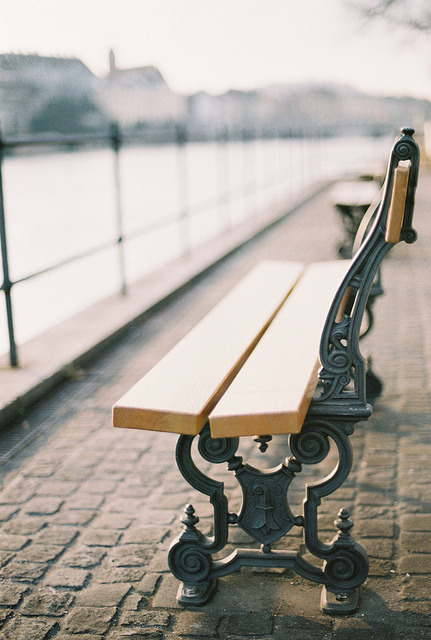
(0, 165, 430, 639)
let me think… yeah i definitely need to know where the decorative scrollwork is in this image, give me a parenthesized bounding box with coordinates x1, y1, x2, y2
(325, 315, 351, 374)
(168, 541, 212, 583)
(324, 547, 368, 590)
(198, 428, 239, 463)
(289, 427, 330, 465)
(316, 314, 354, 403)
(402, 227, 418, 244)
(395, 141, 413, 160)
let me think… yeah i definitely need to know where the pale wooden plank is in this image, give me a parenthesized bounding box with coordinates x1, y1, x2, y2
(113, 260, 306, 435)
(385, 160, 411, 244)
(209, 261, 351, 438)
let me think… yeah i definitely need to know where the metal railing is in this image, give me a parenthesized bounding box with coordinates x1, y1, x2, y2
(0, 124, 290, 368)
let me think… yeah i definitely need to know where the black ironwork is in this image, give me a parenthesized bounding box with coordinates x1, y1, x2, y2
(168, 128, 419, 613)
(0, 130, 18, 366)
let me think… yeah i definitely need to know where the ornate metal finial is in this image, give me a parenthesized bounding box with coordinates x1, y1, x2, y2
(335, 508, 354, 540)
(254, 435, 272, 452)
(181, 504, 199, 530)
(401, 126, 415, 137)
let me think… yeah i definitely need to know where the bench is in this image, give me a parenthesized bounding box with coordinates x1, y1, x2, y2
(113, 128, 419, 613)
(332, 176, 382, 258)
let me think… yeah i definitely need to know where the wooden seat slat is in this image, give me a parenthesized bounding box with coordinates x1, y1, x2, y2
(112, 260, 305, 435)
(209, 261, 351, 438)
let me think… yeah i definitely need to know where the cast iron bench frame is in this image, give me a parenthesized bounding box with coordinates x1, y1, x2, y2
(113, 128, 419, 614)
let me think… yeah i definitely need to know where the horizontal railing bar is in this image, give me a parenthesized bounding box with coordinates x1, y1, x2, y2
(3, 237, 118, 287)
(1, 132, 113, 149)
(0, 165, 283, 292)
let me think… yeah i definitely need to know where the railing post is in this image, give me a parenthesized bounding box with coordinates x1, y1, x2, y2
(0, 130, 18, 367)
(218, 126, 230, 232)
(176, 124, 191, 255)
(110, 122, 127, 296)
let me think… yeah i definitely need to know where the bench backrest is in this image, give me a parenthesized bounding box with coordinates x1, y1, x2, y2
(311, 127, 419, 417)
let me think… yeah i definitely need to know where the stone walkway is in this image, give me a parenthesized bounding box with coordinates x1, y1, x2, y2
(0, 164, 430, 639)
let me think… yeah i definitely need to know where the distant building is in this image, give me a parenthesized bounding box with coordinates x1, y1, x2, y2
(96, 50, 187, 130)
(0, 53, 100, 135)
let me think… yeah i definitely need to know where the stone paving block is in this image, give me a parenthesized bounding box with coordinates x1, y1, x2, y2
(18, 543, 64, 563)
(0, 608, 13, 625)
(0, 559, 49, 581)
(90, 514, 134, 530)
(54, 634, 103, 640)
(121, 526, 168, 545)
(146, 551, 169, 573)
(66, 493, 105, 510)
(400, 513, 431, 531)
(0, 617, 57, 640)
(363, 538, 394, 559)
(115, 485, 152, 500)
(23, 497, 64, 516)
(273, 632, 331, 640)
(401, 575, 431, 601)
(119, 610, 171, 629)
(1, 516, 47, 535)
(61, 547, 107, 569)
(80, 480, 119, 494)
(62, 605, 117, 634)
(173, 611, 221, 637)
(113, 630, 163, 639)
(0, 550, 15, 566)
(20, 588, 73, 616)
(22, 464, 59, 479)
(400, 532, 431, 554)
(33, 526, 79, 546)
(0, 581, 29, 605)
(356, 492, 393, 506)
(76, 582, 132, 607)
(0, 506, 19, 522)
(51, 509, 96, 526)
(354, 519, 394, 538)
(45, 567, 90, 589)
(36, 480, 79, 497)
(136, 573, 161, 596)
(80, 528, 123, 547)
(107, 545, 154, 567)
(367, 558, 395, 577)
(93, 566, 146, 583)
(0, 480, 40, 504)
(123, 593, 145, 610)
(398, 554, 431, 574)
(105, 498, 145, 514)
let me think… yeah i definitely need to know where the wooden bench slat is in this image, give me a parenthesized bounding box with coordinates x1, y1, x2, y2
(209, 261, 351, 438)
(385, 160, 411, 244)
(112, 260, 306, 435)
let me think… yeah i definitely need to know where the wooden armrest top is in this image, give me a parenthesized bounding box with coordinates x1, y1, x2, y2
(209, 260, 351, 438)
(385, 160, 411, 244)
(113, 260, 306, 435)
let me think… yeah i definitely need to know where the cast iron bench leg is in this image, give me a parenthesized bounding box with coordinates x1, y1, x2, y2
(168, 422, 368, 613)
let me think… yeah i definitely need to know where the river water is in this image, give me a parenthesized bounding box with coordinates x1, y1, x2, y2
(0, 135, 391, 357)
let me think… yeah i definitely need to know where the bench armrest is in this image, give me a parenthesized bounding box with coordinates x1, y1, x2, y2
(312, 128, 419, 415)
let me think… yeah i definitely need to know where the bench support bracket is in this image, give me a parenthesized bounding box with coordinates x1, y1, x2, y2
(168, 420, 368, 613)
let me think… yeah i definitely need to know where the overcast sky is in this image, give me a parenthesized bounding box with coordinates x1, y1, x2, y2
(1, 0, 431, 98)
